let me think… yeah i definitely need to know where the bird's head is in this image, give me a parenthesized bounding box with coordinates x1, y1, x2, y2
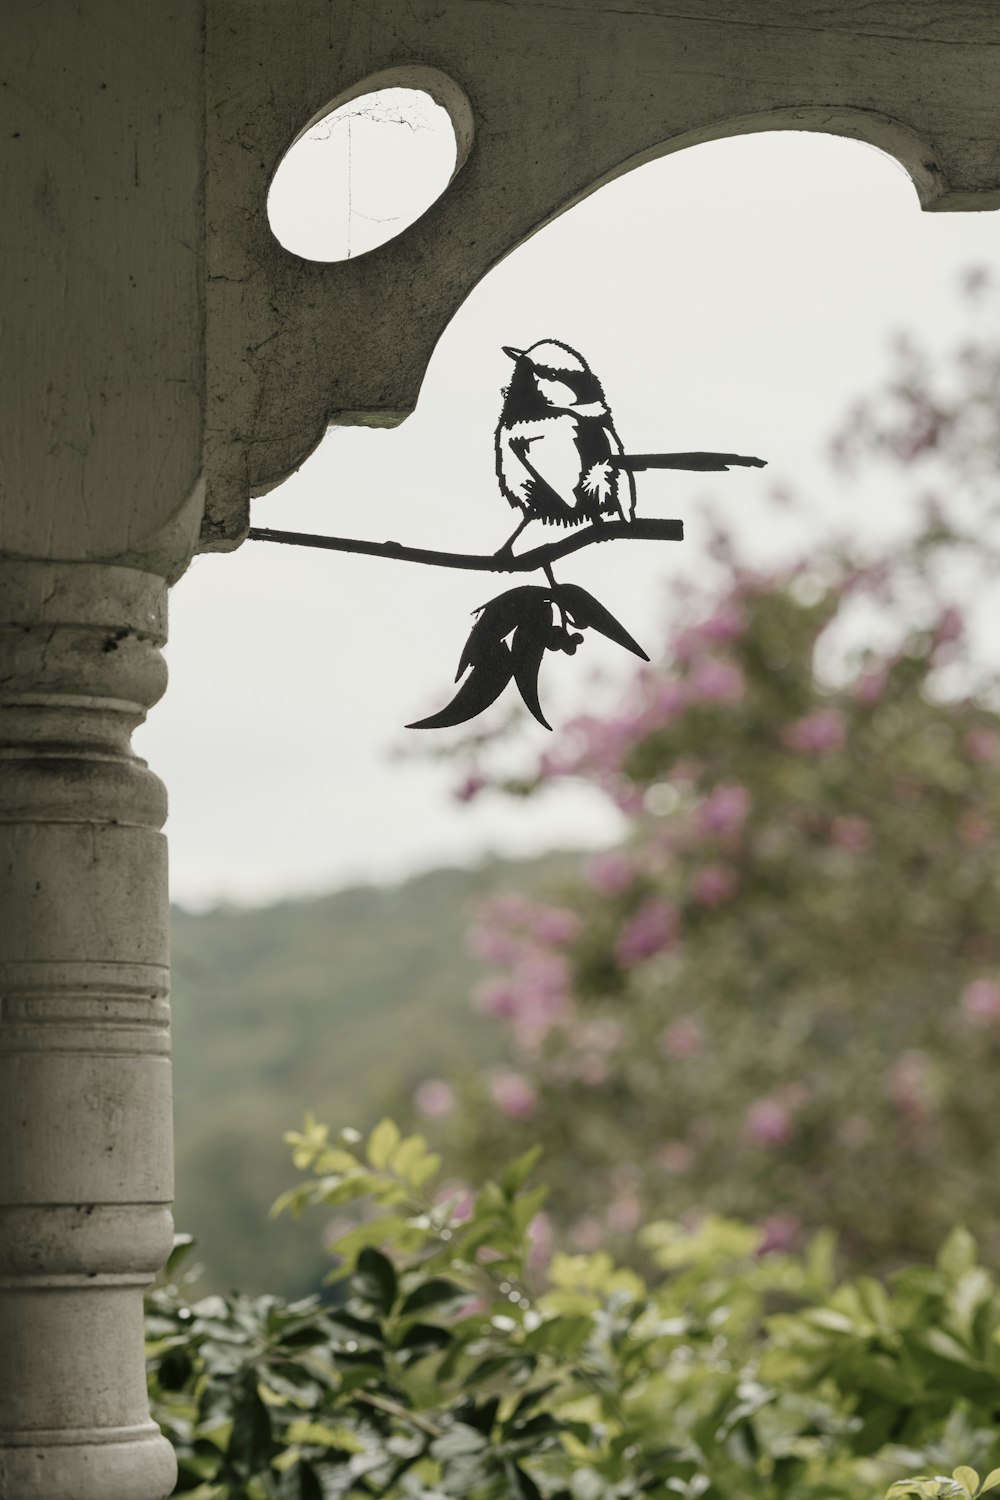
(502, 339, 608, 416)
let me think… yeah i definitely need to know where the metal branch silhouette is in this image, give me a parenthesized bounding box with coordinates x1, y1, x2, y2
(248, 336, 767, 730)
(246, 456, 763, 568)
(247, 514, 687, 571)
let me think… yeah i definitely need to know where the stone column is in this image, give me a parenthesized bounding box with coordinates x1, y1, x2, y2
(0, 561, 176, 1500)
(1, 2, 204, 1488)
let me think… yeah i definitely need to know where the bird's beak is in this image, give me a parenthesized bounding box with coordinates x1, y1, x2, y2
(502, 346, 525, 361)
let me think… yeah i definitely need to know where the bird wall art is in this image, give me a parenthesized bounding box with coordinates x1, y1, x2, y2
(249, 338, 767, 731)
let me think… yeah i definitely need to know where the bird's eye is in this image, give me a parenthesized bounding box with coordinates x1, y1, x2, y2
(536, 374, 578, 409)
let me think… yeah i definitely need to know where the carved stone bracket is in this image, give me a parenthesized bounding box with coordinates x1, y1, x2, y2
(203, 0, 1000, 551)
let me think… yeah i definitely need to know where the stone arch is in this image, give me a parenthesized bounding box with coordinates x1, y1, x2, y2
(203, 8, 1000, 548)
(549, 106, 952, 236)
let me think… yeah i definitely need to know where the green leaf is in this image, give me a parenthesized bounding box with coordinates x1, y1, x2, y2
(277, 1459, 325, 1500)
(165, 1233, 197, 1275)
(354, 1246, 398, 1313)
(285, 1421, 366, 1453)
(980, 1471, 1000, 1495)
(500, 1146, 543, 1199)
(400, 1278, 471, 1317)
(392, 1132, 430, 1184)
(953, 1469, 980, 1497)
(367, 1119, 401, 1171)
(937, 1228, 978, 1281)
(409, 1150, 442, 1189)
(226, 1385, 272, 1476)
(430, 1423, 489, 1459)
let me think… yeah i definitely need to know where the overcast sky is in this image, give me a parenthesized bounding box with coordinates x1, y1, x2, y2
(136, 109, 999, 909)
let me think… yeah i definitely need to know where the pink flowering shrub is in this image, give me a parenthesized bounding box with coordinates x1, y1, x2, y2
(615, 898, 678, 966)
(412, 275, 1000, 1276)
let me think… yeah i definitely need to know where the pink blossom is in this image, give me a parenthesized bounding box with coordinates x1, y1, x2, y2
(517, 952, 571, 1017)
(885, 1050, 934, 1122)
(537, 747, 575, 780)
(468, 893, 537, 963)
(854, 667, 888, 705)
(577, 1053, 611, 1086)
(585, 849, 637, 896)
(959, 811, 991, 847)
(643, 678, 688, 727)
(658, 1141, 694, 1174)
(744, 1097, 794, 1149)
(532, 906, 582, 947)
(435, 1185, 474, 1224)
(694, 783, 751, 838)
(674, 599, 747, 661)
(607, 1191, 642, 1233)
(570, 1215, 605, 1251)
(782, 708, 847, 756)
(962, 978, 1000, 1025)
(475, 977, 520, 1019)
(756, 1213, 801, 1256)
(933, 606, 964, 647)
(965, 727, 1000, 764)
(578, 1017, 624, 1053)
(414, 1078, 457, 1119)
(467, 923, 523, 965)
(454, 773, 486, 803)
(489, 1068, 538, 1119)
(615, 898, 678, 966)
(558, 713, 639, 778)
(690, 658, 746, 705)
(701, 599, 748, 644)
(830, 816, 873, 854)
(611, 782, 646, 816)
(660, 1017, 704, 1058)
(691, 863, 739, 907)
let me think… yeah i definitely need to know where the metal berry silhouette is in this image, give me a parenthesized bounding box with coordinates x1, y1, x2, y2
(495, 339, 636, 552)
(248, 337, 767, 731)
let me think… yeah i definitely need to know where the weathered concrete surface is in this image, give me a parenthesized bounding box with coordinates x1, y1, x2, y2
(1, 0, 205, 578)
(202, 0, 1000, 549)
(0, 563, 178, 1500)
(1, 3, 204, 1496)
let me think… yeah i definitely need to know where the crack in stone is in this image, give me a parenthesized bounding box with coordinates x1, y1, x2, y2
(463, 0, 999, 47)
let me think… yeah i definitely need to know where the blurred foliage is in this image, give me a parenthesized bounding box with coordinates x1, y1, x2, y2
(169, 856, 578, 1295)
(148, 1121, 1000, 1499)
(412, 271, 1000, 1276)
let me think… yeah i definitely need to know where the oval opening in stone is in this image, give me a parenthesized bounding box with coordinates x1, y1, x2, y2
(267, 86, 459, 262)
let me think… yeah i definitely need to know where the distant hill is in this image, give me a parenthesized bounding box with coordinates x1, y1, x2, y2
(170, 852, 579, 1297)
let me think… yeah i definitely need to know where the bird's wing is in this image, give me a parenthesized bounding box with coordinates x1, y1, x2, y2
(606, 420, 636, 519)
(508, 414, 583, 512)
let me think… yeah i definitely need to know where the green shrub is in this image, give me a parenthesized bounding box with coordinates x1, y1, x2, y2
(147, 1120, 1000, 1498)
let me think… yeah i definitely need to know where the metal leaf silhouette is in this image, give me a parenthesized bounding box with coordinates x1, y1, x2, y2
(407, 638, 514, 729)
(510, 619, 552, 729)
(456, 586, 549, 681)
(551, 583, 649, 660)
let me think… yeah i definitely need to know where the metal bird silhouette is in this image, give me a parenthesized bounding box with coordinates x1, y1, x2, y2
(495, 339, 637, 552)
(409, 337, 767, 731)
